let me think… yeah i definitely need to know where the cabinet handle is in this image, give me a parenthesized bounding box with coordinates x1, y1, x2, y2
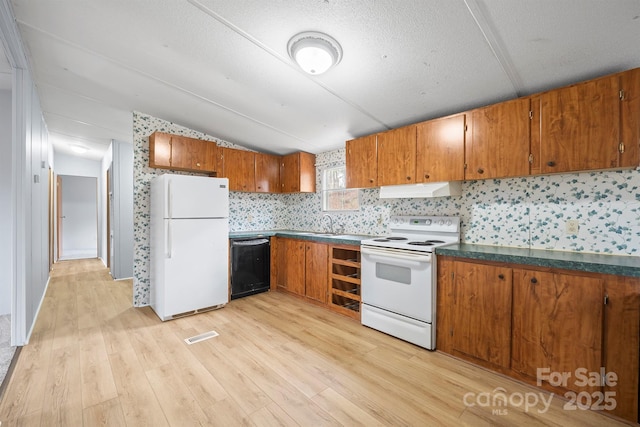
(477, 168, 484, 174)
(196, 162, 201, 167)
(406, 176, 412, 181)
(547, 161, 556, 167)
(424, 174, 430, 179)
(531, 277, 538, 284)
(498, 274, 504, 280)
(369, 178, 374, 183)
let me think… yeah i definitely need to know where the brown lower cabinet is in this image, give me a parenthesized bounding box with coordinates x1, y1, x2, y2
(271, 237, 361, 318)
(437, 256, 640, 423)
(272, 237, 328, 303)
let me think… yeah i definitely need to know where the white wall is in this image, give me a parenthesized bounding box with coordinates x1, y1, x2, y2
(55, 152, 101, 177)
(0, 89, 11, 315)
(54, 152, 105, 262)
(2, 0, 52, 345)
(99, 140, 134, 278)
(110, 140, 133, 279)
(100, 143, 112, 267)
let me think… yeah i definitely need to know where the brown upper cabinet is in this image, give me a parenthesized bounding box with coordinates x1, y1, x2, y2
(465, 97, 531, 180)
(620, 68, 640, 168)
(533, 68, 640, 174)
(149, 132, 217, 173)
(416, 114, 466, 182)
(346, 134, 378, 188)
(217, 147, 256, 192)
(217, 148, 282, 193)
(280, 152, 316, 193)
(377, 125, 417, 186)
(255, 152, 281, 193)
(534, 74, 620, 174)
(347, 67, 640, 185)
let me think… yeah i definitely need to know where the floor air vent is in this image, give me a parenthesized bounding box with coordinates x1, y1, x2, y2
(184, 330, 219, 345)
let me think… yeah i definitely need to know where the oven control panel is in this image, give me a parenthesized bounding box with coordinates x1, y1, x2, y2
(390, 216, 460, 232)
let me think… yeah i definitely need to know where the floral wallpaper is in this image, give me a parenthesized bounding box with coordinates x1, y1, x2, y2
(133, 112, 640, 306)
(132, 112, 279, 306)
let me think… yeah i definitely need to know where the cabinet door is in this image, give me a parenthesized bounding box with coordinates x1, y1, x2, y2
(377, 125, 417, 186)
(604, 276, 640, 421)
(452, 261, 513, 369)
(280, 153, 299, 193)
(281, 239, 305, 296)
(224, 148, 256, 192)
(538, 75, 620, 173)
(416, 114, 465, 182)
(198, 140, 218, 173)
(435, 257, 456, 353)
(620, 68, 640, 168)
(346, 135, 377, 188)
(149, 132, 172, 168)
(255, 153, 280, 193)
(170, 135, 200, 170)
(171, 136, 216, 172)
(305, 242, 328, 303)
(512, 269, 603, 393)
(466, 98, 530, 180)
(280, 152, 316, 193)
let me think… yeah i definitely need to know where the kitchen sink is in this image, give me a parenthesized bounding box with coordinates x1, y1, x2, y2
(295, 231, 345, 237)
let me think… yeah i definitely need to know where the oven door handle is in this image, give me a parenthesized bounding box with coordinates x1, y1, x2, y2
(361, 246, 431, 264)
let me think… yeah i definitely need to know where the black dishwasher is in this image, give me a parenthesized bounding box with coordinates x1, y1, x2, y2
(230, 238, 270, 300)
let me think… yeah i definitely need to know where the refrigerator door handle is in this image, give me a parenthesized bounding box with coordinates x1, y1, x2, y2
(167, 179, 173, 220)
(166, 219, 172, 259)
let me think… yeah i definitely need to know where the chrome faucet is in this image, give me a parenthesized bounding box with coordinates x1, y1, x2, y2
(322, 214, 334, 234)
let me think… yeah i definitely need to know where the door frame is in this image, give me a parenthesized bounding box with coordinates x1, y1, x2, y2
(56, 175, 62, 261)
(106, 168, 111, 270)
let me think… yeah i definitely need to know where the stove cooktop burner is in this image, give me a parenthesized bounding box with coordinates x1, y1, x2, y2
(373, 237, 408, 242)
(407, 239, 446, 246)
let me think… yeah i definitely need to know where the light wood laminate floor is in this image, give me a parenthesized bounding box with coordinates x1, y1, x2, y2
(0, 259, 630, 426)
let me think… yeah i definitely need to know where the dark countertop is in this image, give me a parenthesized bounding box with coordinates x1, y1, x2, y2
(436, 243, 640, 278)
(229, 230, 372, 246)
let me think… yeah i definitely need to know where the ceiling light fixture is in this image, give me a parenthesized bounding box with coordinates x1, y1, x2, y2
(70, 144, 89, 154)
(287, 31, 343, 75)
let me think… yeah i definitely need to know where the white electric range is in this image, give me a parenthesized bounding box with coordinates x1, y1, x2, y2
(360, 215, 460, 350)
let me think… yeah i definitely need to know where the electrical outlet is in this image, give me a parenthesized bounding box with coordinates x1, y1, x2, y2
(247, 214, 253, 222)
(566, 219, 579, 235)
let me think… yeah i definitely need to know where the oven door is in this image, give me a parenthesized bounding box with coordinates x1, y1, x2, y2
(361, 245, 434, 323)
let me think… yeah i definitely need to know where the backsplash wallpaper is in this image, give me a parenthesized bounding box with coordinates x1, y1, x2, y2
(133, 112, 640, 306)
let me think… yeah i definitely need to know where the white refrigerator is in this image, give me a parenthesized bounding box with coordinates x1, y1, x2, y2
(150, 174, 229, 321)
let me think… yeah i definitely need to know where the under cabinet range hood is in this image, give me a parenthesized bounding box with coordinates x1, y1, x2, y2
(379, 181, 463, 199)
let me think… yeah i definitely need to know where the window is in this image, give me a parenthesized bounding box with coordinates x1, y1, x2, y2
(322, 166, 359, 211)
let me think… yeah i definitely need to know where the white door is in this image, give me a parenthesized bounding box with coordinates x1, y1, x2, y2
(163, 218, 228, 315)
(59, 175, 98, 260)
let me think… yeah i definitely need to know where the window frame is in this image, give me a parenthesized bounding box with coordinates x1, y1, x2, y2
(321, 166, 360, 212)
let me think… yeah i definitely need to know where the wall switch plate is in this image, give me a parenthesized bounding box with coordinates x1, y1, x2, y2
(566, 219, 579, 235)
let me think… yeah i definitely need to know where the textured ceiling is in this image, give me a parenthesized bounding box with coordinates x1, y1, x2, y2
(8, 0, 640, 160)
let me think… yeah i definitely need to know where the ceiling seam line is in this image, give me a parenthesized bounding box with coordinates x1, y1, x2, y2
(15, 20, 310, 144)
(37, 79, 125, 108)
(463, 0, 524, 97)
(50, 130, 118, 145)
(45, 111, 131, 135)
(186, 0, 392, 131)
